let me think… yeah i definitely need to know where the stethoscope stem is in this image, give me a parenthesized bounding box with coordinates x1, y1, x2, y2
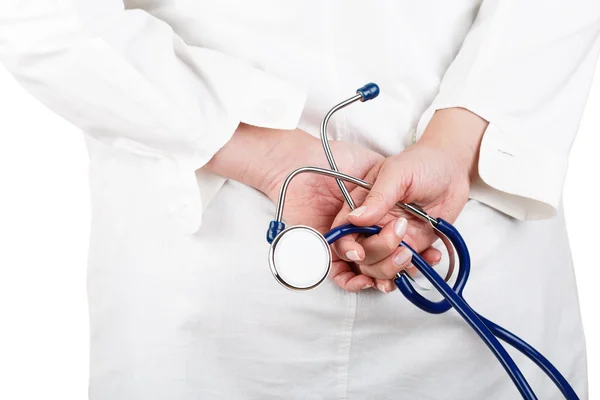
(319, 93, 363, 210)
(274, 166, 370, 223)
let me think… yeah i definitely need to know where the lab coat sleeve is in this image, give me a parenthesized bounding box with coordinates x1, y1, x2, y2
(415, 0, 600, 220)
(0, 0, 306, 233)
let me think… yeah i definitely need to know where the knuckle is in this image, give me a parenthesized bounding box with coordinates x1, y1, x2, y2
(381, 280, 395, 292)
(366, 189, 387, 205)
(333, 271, 352, 288)
(378, 264, 397, 280)
(383, 236, 399, 253)
(331, 242, 343, 254)
(382, 270, 396, 280)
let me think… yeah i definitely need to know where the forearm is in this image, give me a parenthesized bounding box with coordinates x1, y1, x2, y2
(419, 107, 488, 181)
(204, 123, 316, 195)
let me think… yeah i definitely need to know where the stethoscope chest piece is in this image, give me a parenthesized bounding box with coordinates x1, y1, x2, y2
(269, 225, 331, 291)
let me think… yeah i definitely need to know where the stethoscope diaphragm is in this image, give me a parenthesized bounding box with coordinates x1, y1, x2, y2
(269, 225, 331, 291)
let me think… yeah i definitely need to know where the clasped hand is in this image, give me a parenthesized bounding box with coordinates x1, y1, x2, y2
(259, 109, 486, 293)
(207, 108, 486, 294)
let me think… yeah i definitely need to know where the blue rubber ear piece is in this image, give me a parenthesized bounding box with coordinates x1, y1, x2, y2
(356, 83, 380, 102)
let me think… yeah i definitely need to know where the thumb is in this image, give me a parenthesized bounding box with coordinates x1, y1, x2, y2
(347, 164, 404, 226)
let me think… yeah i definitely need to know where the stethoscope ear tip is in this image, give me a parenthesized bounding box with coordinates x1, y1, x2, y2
(356, 82, 380, 102)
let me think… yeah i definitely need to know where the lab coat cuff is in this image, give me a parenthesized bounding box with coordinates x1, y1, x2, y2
(471, 122, 565, 220)
(416, 104, 564, 221)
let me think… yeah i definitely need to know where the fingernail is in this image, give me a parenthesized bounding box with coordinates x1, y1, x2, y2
(394, 218, 407, 238)
(376, 283, 387, 293)
(348, 206, 367, 218)
(394, 247, 412, 267)
(431, 255, 442, 266)
(361, 284, 373, 290)
(345, 250, 362, 261)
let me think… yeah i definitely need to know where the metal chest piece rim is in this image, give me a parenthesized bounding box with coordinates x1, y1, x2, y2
(269, 225, 332, 291)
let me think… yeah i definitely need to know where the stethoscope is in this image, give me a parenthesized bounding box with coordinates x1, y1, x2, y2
(265, 83, 579, 400)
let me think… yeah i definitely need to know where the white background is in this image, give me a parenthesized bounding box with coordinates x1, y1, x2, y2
(0, 57, 598, 399)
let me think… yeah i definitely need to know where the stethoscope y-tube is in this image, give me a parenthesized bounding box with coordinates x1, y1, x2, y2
(265, 84, 579, 399)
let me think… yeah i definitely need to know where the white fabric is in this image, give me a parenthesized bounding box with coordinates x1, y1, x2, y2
(1, 1, 597, 399)
(414, 0, 600, 219)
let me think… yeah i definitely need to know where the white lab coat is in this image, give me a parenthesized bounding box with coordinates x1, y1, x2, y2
(1, 1, 598, 399)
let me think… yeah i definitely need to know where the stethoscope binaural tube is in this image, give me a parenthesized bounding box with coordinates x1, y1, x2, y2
(319, 83, 380, 210)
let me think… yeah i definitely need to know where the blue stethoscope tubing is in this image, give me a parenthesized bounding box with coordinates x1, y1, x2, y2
(324, 223, 579, 400)
(268, 83, 579, 399)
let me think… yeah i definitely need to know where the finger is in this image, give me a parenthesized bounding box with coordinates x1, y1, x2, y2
(374, 278, 397, 294)
(399, 246, 440, 279)
(348, 162, 407, 226)
(335, 240, 365, 263)
(330, 203, 365, 262)
(357, 245, 413, 280)
(401, 221, 440, 254)
(372, 248, 441, 294)
(330, 206, 362, 262)
(330, 260, 374, 292)
(420, 247, 442, 266)
(354, 218, 407, 265)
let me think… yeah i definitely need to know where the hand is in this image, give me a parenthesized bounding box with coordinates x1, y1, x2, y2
(260, 128, 441, 292)
(205, 123, 443, 292)
(331, 108, 488, 292)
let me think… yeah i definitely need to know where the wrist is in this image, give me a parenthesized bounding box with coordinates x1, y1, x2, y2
(205, 123, 285, 192)
(418, 107, 488, 182)
(260, 129, 321, 201)
(204, 123, 319, 200)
